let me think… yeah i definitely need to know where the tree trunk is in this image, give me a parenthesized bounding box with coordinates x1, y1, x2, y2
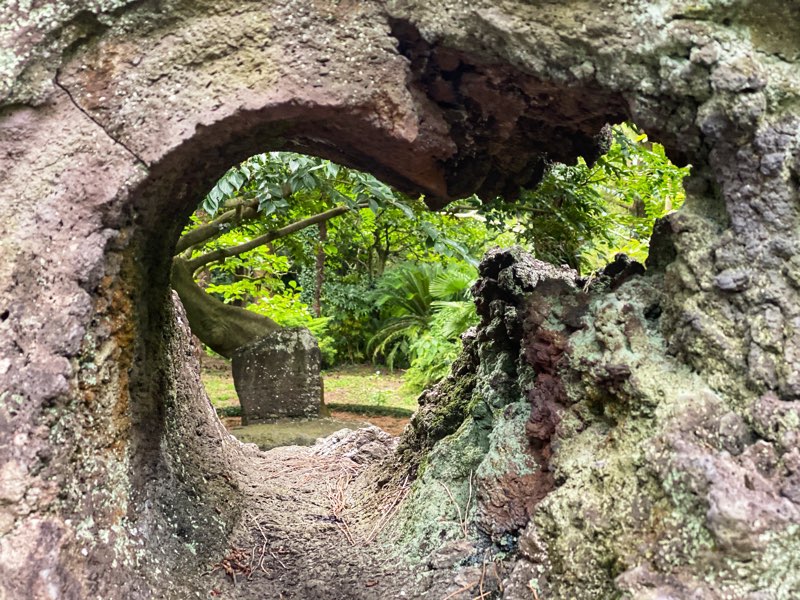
(171, 258, 279, 358)
(313, 222, 327, 317)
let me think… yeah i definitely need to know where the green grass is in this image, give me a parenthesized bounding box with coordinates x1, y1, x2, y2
(322, 364, 419, 411)
(201, 361, 420, 417)
(202, 368, 239, 409)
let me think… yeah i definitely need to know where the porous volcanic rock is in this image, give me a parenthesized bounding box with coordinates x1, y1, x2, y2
(232, 328, 323, 423)
(392, 248, 800, 598)
(2, 0, 800, 598)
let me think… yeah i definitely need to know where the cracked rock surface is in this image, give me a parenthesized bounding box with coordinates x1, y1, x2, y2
(1, 0, 799, 598)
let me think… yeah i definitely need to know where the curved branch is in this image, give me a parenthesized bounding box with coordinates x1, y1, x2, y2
(174, 198, 259, 254)
(171, 257, 279, 357)
(186, 203, 363, 272)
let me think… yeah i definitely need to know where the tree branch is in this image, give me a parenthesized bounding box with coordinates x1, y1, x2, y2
(186, 204, 360, 272)
(175, 198, 260, 254)
(171, 257, 278, 357)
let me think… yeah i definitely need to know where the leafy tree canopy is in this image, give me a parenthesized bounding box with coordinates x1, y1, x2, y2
(176, 151, 502, 364)
(479, 123, 690, 273)
(176, 123, 689, 379)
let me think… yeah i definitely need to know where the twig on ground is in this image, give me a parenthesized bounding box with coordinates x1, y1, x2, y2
(528, 579, 540, 600)
(441, 580, 478, 600)
(363, 474, 410, 544)
(328, 472, 357, 545)
(270, 550, 289, 569)
(478, 560, 486, 597)
(248, 545, 257, 579)
(439, 478, 471, 538)
(250, 515, 271, 576)
(337, 520, 356, 546)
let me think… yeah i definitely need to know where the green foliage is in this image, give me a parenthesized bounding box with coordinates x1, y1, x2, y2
(429, 299, 479, 341)
(404, 297, 478, 391)
(481, 123, 690, 273)
(183, 152, 495, 369)
(291, 198, 501, 365)
(185, 125, 687, 386)
(202, 152, 403, 218)
(310, 273, 377, 364)
(368, 263, 438, 369)
(369, 262, 478, 389)
(403, 329, 463, 391)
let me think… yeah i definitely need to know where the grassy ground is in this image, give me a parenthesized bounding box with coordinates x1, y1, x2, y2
(202, 361, 239, 411)
(200, 358, 419, 436)
(322, 364, 419, 416)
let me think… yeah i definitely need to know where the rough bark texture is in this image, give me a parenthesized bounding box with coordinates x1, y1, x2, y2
(171, 258, 279, 358)
(313, 221, 327, 318)
(1, 0, 799, 598)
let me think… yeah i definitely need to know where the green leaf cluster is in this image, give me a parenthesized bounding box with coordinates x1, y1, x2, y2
(184, 124, 688, 377)
(480, 123, 690, 273)
(368, 262, 478, 389)
(183, 151, 496, 367)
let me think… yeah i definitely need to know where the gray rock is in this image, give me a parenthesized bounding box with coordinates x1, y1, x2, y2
(312, 425, 398, 463)
(232, 328, 323, 422)
(428, 540, 474, 570)
(714, 268, 751, 291)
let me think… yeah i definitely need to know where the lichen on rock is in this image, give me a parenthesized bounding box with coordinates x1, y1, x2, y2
(2, 0, 800, 597)
(390, 247, 800, 598)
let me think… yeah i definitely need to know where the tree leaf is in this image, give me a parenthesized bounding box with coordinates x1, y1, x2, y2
(218, 179, 235, 195)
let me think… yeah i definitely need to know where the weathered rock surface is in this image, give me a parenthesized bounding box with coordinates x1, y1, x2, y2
(393, 248, 800, 599)
(313, 425, 398, 464)
(2, 0, 800, 598)
(232, 328, 323, 423)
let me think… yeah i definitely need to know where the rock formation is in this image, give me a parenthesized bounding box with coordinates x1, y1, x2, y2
(394, 248, 800, 597)
(233, 328, 323, 422)
(1, 0, 799, 598)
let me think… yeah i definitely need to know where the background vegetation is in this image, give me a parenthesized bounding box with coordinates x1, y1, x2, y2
(183, 123, 688, 396)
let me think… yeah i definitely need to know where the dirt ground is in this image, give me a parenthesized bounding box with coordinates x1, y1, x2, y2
(221, 412, 407, 438)
(193, 360, 503, 599)
(329, 410, 408, 436)
(202, 428, 498, 600)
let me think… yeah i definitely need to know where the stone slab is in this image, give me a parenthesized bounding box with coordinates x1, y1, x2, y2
(232, 328, 323, 423)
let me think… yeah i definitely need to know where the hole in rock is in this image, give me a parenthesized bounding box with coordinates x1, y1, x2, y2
(172, 124, 688, 451)
(115, 104, 691, 597)
(174, 150, 508, 448)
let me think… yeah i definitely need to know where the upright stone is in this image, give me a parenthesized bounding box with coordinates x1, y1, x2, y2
(232, 328, 323, 423)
